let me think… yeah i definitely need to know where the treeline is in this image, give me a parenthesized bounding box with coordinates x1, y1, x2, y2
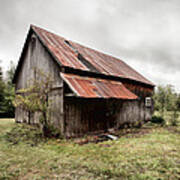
(153, 85, 180, 125)
(0, 61, 15, 118)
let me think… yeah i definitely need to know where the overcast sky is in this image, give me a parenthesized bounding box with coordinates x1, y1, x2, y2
(0, 0, 180, 92)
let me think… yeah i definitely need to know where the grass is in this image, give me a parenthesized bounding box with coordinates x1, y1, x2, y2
(0, 119, 180, 179)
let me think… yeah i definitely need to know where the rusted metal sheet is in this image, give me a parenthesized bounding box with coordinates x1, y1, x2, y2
(61, 73, 138, 99)
(31, 25, 154, 86)
(123, 82, 153, 98)
(32, 25, 89, 70)
(71, 42, 154, 85)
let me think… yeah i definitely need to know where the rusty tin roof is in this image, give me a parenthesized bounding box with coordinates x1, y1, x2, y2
(61, 73, 138, 99)
(31, 25, 154, 86)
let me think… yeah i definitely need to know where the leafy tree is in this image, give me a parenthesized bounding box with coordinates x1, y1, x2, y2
(3, 84, 15, 117)
(153, 85, 179, 125)
(6, 61, 16, 84)
(170, 92, 179, 126)
(3, 61, 16, 117)
(14, 69, 54, 136)
(153, 85, 168, 117)
(0, 65, 5, 116)
(177, 94, 180, 110)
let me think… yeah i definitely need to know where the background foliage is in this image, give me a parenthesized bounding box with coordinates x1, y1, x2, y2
(0, 61, 15, 118)
(153, 85, 180, 126)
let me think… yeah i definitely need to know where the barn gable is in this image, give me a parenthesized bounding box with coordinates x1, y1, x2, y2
(14, 29, 64, 130)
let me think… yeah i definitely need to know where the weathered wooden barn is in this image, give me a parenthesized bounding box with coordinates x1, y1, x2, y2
(13, 25, 154, 137)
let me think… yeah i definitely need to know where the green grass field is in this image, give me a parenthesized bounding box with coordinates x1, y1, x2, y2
(0, 119, 180, 180)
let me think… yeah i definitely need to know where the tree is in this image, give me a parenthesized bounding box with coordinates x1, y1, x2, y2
(153, 84, 179, 125)
(0, 65, 5, 116)
(170, 92, 179, 126)
(14, 69, 54, 136)
(153, 85, 169, 118)
(177, 94, 180, 110)
(3, 61, 16, 117)
(3, 84, 15, 117)
(6, 61, 16, 84)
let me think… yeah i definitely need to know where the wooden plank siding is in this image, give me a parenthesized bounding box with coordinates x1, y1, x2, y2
(63, 96, 153, 137)
(15, 33, 64, 134)
(64, 98, 113, 137)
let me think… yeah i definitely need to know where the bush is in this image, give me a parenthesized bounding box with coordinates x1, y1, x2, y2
(151, 115, 165, 125)
(4, 123, 45, 146)
(170, 111, 179, 126)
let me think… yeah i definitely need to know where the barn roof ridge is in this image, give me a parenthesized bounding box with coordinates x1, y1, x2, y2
(30, 24, 123, 62)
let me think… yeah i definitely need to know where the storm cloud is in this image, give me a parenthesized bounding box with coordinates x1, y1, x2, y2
(0, 0, 180, 91)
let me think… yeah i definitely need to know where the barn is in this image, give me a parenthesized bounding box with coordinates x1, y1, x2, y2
(13, 25, 154, 137)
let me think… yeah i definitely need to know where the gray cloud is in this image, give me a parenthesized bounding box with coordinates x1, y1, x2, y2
(0, 0, 180, 92)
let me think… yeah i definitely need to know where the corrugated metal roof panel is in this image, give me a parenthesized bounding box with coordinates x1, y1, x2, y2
(61, 73, 138, 99)
(31, 25, 154, 86)
(32, 25, 89, 70)
(70, 42, 153, 85)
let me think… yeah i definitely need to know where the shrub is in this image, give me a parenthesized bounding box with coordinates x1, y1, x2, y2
(151, 115, 165, 125)
(169, 111, 179, 126)
(4, 124, 45, 146)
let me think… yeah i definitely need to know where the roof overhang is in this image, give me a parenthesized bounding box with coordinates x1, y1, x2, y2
(61, 73, 138, 100)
